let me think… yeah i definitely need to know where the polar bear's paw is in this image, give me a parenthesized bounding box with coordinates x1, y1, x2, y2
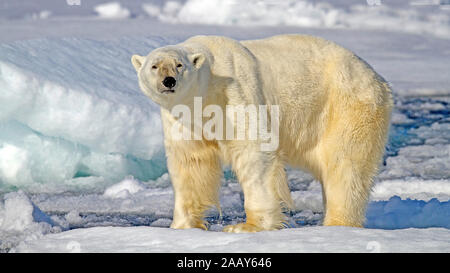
(223, 223, 265, 233)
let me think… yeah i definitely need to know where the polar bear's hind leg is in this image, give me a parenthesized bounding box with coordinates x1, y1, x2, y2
(319, 89, 391, 227)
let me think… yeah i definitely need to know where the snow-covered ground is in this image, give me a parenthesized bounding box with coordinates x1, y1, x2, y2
(0, 0, 449, 253)
(13, 225, 450, 253)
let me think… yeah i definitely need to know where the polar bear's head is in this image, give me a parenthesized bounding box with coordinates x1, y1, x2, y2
(131, 46, 208, 108)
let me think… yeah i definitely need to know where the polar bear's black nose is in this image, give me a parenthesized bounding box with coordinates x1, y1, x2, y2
(163, 77, 176, 88)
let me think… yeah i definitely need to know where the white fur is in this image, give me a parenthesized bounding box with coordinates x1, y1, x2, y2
(132, 34, 393, 232)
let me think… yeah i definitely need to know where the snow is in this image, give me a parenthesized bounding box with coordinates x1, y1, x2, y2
(0, 38, 172, 192)
(1, 184, 449, 252)
(291, 181, 324, 213)
(145, 0, 450, 40)
(371, 179, 450, 201)
(12, 226, 450, 253)
(0, 39, 165, 159)
(94, 2, 131, 19)
(0, 0, 449, 253)
(0, 191, 61, 252)
(103, 176, 145, 198)
(0, 191, 53, 232)
(391, 111, 415, 125)
(380, 144, 450, 180)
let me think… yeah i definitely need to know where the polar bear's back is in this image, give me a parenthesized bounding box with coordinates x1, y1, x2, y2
(242, 34, 391, 106)
(241, 34, 345, 68)
(241, 34, 338, 56)
(241, 34, 337, 97)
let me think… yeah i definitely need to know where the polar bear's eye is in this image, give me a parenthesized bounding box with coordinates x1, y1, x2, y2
(151, 65, 158, 70)
(176, 64, 183, 68)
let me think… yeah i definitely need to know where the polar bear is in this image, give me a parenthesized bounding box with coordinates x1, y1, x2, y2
(131, 35, 392, 232)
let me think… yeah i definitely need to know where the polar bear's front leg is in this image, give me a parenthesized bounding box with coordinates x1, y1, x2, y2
(167, 142, 222, 230)
(223, 143, 292, 233)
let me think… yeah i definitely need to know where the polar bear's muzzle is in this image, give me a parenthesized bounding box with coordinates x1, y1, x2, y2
(162, 76, 177, 91)
(160, 76, 177, 94)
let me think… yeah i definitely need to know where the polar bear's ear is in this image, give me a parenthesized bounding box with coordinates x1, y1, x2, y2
(189, 53, 205, 69)
(131, 55, 145, 71)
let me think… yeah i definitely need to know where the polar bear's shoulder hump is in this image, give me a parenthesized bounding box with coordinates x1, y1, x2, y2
(183, 35, 242, 50)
